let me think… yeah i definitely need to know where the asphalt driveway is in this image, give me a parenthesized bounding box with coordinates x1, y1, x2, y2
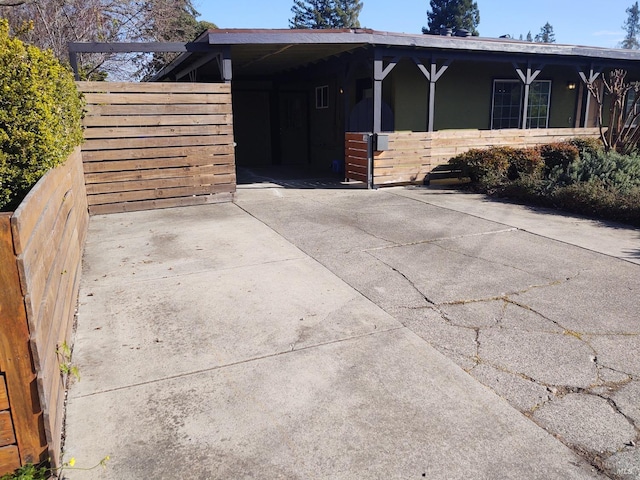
(63, 177, 639, 479)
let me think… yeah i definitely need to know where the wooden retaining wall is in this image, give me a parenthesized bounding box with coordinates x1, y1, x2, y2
(77, 82, 236, 215)
(372, 128, 601, 185)
(0, 148, 88, 474)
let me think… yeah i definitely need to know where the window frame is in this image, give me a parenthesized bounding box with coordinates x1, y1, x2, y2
(490, 79, 552, 129)
(315, 85, 329, 109)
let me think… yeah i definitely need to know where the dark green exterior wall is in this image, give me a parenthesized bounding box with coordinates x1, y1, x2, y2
(387, 60, 582, 131)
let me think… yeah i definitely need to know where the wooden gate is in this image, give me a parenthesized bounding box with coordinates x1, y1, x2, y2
(344, 133, 371, 186)
(77, 82, 236, 215)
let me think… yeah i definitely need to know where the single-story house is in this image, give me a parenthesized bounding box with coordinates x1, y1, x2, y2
(117, 29, 640, 185)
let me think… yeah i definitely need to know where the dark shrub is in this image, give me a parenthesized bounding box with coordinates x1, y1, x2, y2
(507, 147, 544, 180)
(449, 147, 512, 183)
(568, 137, 603, 159)
(539, 142, 580, 178)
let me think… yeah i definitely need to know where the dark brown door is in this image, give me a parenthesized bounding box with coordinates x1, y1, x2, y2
(279, 92, 309, 165)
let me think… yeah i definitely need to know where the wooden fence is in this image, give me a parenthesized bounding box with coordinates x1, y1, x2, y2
(77, 82, 236, 215)
(0, 148, 88, 474)
(368, 128, 601, 185)
(344, 133, 370, 183)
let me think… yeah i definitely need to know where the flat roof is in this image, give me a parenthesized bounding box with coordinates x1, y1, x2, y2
(152, 28, 640, 81)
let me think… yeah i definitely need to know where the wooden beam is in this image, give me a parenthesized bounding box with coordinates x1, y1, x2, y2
(414, 57, 451, 132)
(577, 66, 602, 128)
(513, 62, 545, 129)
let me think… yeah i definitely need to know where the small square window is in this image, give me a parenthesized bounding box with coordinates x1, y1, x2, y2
(316, 85, 329, 109)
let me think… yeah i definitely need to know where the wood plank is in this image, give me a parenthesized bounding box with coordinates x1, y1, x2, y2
(82, 154, 235, 173)
(0, 377, 8, 411)
(83, 124, 233, 139)
(85, 164, 234, 185)
(89, 191, 234, 215)
(85, 103, 232, 116)
(83, 133, 232, 152)
(88, 181, 235, 205)
(28, 206, 80, 388)
(0, 445, 20, 476)
(0, 215, 47, 465)
(10, 153, 74, 255)
(82, 114, 233, 128)
(0, 411, 15, 447)
(82, 145, 234, 162)
(86, 173, 231, 194)
(18, 188, 75, 330)
(83, 93, 232, 105)
(77, 81, 230, 94)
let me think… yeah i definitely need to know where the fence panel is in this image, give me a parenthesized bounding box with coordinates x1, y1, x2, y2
(77, 82, 236, 214)
(345, 133, 370, 183)
(369, 128, 600, 185)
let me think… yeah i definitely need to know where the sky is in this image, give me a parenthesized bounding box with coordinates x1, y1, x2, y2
(195, 0, 636, 49)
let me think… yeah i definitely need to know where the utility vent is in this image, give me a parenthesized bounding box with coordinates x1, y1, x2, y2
(455, 29, 471, 37)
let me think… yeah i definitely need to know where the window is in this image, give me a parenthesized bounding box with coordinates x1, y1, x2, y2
(491, 80, 552, 129)
(625, 90, 639, 127)
(526, 81, 551, 128)
(315, 85, 329, 109)
(491, 80, 522, 129)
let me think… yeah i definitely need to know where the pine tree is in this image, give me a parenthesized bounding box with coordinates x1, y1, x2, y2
(422, 0, 480, 36)
(534, 22, 555, 43)
(334, 0, 363, 28)
(289, 0, 363, 29)
(622, 1, 640, 49)
(526, 31, 533, 42)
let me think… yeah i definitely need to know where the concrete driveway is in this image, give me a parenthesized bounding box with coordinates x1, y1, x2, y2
(64, 177, 639, 479)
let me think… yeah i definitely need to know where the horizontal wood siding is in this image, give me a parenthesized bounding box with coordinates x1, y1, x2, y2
(345, 133, 369, 183)
(77, 82, 236, 214)
(373, 133, 431, 185)
(1, 148, 89, 471)
(0, 214, 45, 476)
(370, 128, 600, 185)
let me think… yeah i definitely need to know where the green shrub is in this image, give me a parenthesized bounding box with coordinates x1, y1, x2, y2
(449, 147, 512, 183)
(551, 181, 640, 226)
(574, 149, 640, 192)
(568, 137, 603, 158)
(539, 142, 580, 178)
(0, 19, 84, 211)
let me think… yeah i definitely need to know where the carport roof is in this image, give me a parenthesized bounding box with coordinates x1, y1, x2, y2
(149, 28, 640, 81)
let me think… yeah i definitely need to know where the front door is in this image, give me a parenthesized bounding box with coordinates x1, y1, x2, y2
(279, 92, 309, 165)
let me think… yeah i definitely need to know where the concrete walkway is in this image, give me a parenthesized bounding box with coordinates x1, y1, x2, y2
(63, 184, 639, 479)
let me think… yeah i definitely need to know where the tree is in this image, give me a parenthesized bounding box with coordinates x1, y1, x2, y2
(621, 1, 640, 49)
(0, 0, 213, 80)
(526, 31, 533, 42)
(422, 0, 480, 36)
(289, 0, 362, 29)
(586, 69, 640, 153)
(534, 22, 555, 43)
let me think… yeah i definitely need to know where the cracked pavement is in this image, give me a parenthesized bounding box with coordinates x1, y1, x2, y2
(235, 183, 640, 480)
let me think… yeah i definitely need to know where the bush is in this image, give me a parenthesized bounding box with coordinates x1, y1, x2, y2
(0, 19, 84, 211)
(574, 149, 640, 192)
(568, 137, 603, 158)
(539, 142, 580, 178)
(446, 137, 640, 226)
(449, 146, 543, 186)
(506, 147, 544, 180)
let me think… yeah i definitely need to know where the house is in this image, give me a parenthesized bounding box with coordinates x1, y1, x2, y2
(151, 29, 640, 184)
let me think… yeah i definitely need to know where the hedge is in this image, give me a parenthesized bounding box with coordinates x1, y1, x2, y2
(0, 19, 84, 211)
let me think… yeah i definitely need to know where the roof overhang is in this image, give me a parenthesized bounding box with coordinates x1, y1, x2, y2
(70, 29, 640, 82)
